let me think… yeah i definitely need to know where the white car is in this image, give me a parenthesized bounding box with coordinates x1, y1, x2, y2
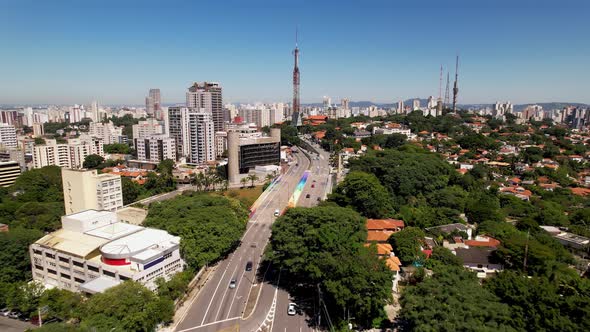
(229, 279, 236, 289)
(274, 209, 280, 217)
(287, 303, 297, 316)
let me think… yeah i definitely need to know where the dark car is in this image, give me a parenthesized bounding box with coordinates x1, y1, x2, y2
(306, 194, 311, 198)
(311, 184, 315, 188)
(245, 261, 253, 271)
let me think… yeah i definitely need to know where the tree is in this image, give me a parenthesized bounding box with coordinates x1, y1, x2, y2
(383, 133, 407, 149)
(0, 227, 44, 283)
(465, 191, 504, 224)
(399, 266, 516, 331)
(83, 154, 104, 169)
(240, 177, 248, 189)
(80, 281, 173, 332)
(144, 193, 248, 268)
(427, 246, 462, 267)
(388, 227, 426, 265)
(329, 171, 393, 218)
(155, 270, 194, 301)
(40, 288, 83, 321)
(268, 206, 392, 327)
(121, 177, 142, 205)
(157, 159, 175, 177)
(104, 143, 131, 154)
(11, 166, 63, 203)
(247, 174, 259, 187)
(34, 137, 46, 145)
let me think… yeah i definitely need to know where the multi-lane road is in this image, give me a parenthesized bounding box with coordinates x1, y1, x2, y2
(174, 145, 332, 332)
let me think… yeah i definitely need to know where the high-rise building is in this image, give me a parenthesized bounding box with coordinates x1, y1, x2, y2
(0, 110, 19, 126)
(32, 137, 104, 169)
(132, 118, 164, 145)
(186, 82, 224, 132)
(341, 98, 350, 110)
(91, 101, 99, 122)
(0, 124, 17, 149)
(33, 122, 44, 137)
(0, 161, 21, 187)
(323, 96, 332, 109)
(412, 99, 421, 111)
(146, 89, 162, 120)
(62, 169, 123, 214)
(167, 107, 215, 164)
(89, 122, 126, 145)
(134, 135, 176, 163)
(493, 102, 514, 118)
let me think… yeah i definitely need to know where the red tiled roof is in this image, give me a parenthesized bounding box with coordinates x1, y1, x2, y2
(465, 236, 501, 248)
(367, 231, 393, 243)
(366, 219, 405, 230)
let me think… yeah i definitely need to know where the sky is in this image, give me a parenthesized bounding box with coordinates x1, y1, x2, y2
(0, 0, 589, 105)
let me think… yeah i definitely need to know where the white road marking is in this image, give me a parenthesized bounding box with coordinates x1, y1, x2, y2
(176, 316, 241, 332)
(214, 262, 240, 321)
(200, 260, 232, 325)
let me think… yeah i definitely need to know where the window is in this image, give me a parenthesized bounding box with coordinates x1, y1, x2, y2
(119, 275, 130, 281)
(73, 261, 84, 268)
(35, 265, 44, 270)
(477, 264, 483, 269)
(61, 273, 70, 279)
(88, 265, 99, 272)
(103, 270, 116, 278)
(58, 256, 69, 263)
(74, 277, 85, 284)
(45, 252, 55, 259)
(33, 249, 42, 255)
(47, 269, 57, 275)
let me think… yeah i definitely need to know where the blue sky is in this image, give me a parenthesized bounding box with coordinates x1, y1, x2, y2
(0, 0, 589, 105)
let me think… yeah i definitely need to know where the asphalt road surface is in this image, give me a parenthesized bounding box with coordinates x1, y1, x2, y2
(174, 146, 332, 332)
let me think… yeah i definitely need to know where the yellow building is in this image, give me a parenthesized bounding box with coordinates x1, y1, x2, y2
(62, 168, 123, 214)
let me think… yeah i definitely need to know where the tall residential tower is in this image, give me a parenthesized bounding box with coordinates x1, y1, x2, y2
(186, 82, 224, 132)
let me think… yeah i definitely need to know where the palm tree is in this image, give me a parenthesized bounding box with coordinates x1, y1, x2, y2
(194, 172, 206, 191)
(248, 174, 259, 188)
(240, 177, 248, 189)
(265, 173, 275, 183)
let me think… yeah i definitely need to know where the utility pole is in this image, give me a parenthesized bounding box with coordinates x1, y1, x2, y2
(523, 229, 530, 274)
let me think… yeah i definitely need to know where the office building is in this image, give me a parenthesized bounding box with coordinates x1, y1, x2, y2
(186, 82, 224, 132)
(167, 106, 215, 164)
(0, 161, 21, 187)
(146, 89, 162, 120)
(228, 128, 281, 183)
(413, 99, 421, 111)
(32, 137, 104, 169)
(62, 168, 123, 214)
(0, 124, 17, 149)
(341, 98, 350, 110)
(30, 210, 184, 293)
(134, 135, 176, 163)
(0, 148, 26, 170)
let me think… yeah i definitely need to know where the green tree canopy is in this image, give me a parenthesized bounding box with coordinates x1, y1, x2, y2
(388, 227, 425, 265)
(329, 171, 393, 218)
(144, 192, 248, 268)
(82, 154, 105, 169)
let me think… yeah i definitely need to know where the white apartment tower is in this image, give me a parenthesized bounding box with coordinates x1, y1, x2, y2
(32, 137, 104, 169)
(167, 106, 215, 164)
(0, 124, 17, 149)
(186, 82, 224, 132)
(62, 168, 123, 214)
(132, 118, 164, 143)
(89, 122, 125, 145)
(134, 135, 176, 163)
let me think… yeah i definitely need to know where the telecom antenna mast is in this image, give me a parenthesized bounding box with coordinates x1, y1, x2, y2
(444, 72, 450, 108)
(291, 28, 302, 126)
(452, 55, 459, 112)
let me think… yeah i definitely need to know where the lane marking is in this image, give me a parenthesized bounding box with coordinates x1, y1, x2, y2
(176, 316, 241, 332)
(225, 256, 249, 319)
(200, 260, 232, 325)
(214, 262, 240, 321)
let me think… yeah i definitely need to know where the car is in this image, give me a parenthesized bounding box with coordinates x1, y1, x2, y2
(9, 311, 22, 319)
(1, 308, 10, 317)
(288, 303, 297, 316)
(229, 279, 237, 289)
(245, 261, 253, 271)
(306, 194, 310, 198)
(274, 209, 280, 217)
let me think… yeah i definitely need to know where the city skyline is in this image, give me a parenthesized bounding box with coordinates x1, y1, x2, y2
(1, 0, 589, 105)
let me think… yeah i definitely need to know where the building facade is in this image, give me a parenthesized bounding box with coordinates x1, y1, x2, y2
(30, 210, 184, 293)
(0, 161, 21, 187)
(167, 107, 215, 164)
(132, 118, 164, 144)
(62, 168, 123, 214)
(186, 82, 225, 132)
(227, 128, 281, 183)
(134, 135, 176, 163)
(32, 137, 104, 169)
(0, 124, 17, 149)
